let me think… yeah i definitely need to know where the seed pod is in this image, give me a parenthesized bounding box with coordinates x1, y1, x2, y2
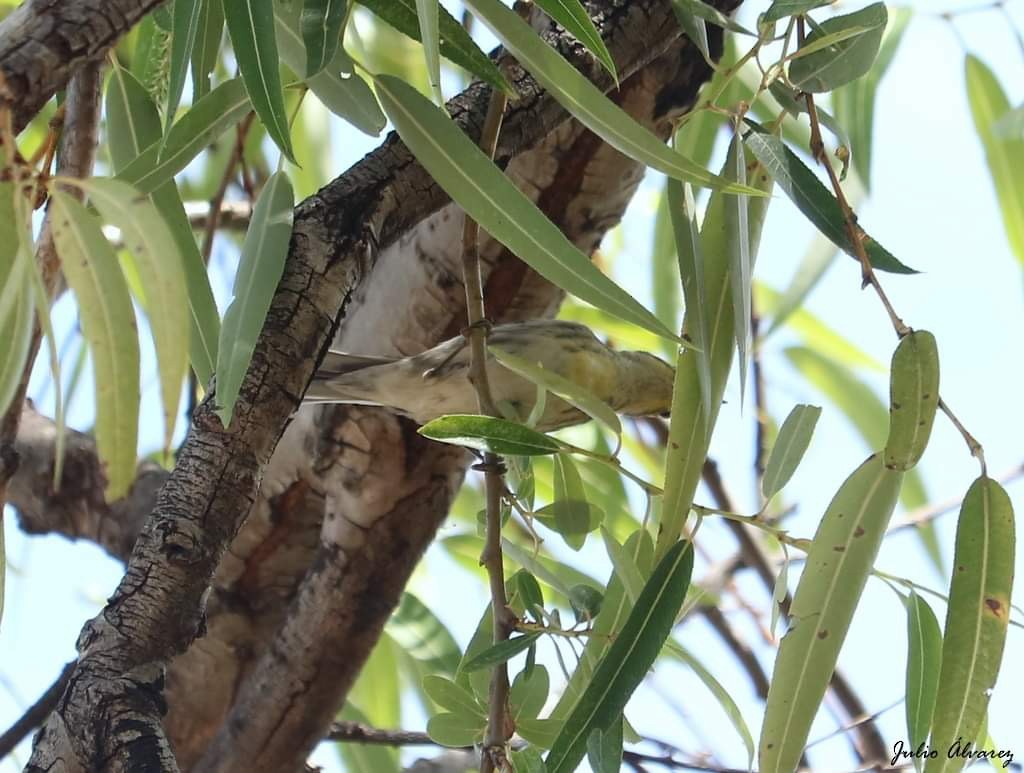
(884, 330, 939, 471)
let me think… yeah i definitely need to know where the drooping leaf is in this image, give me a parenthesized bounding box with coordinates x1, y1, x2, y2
(745, 128, 916, 274)
(356, 0, 512, 93)
(672, 0, 752, 36)
(762, 404, 822, 500)
(215, 171, 294, 425)
(545, 540, 694, 772)
(190, 0, 224, 100)
(413, 0, 443, 103)
(884, 331, 940, 472)
(462, 0, 763, 194)
(301, 0, 347, 76)
(0, 182, 34, 418)
(421, 414, 561, 456)
(537, 453, 601, 551)
(926, 478, 1015, 773)
(534, 0, 617, 81)
(275, 4, 385, 136)
(166, 0, 203, 131)
(965, 54, 1024, 268)
(758, 454, 903, 773)
(905, 591, 942, 771)
(117, 77, 252, 194)
(461, 633, 542, 672)
(106, 63, 220, 385)
(789, 3, 887, 93)
(762, 0, 832, 23)
(727, 130, 752, 401)
(68, 179, 189, 452)
(223, 0, 296, 160)
(49, 191, 140, 501)
(375, 74, 676, 340)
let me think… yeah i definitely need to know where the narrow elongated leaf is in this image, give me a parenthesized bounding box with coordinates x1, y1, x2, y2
(376, 75, 676, 340)
(223, 0, 295, 160)
(117, 77, 252, 194)
(386, 592, 461, 675)
(0, 183, 34, 418)
(651, 184, 681, 345)
(667, 178, 711, 422)
(191, 0, 224, 100)
(540, 453, 600, 551)
(216, 171, 294, 425)
(762, 404, 821, 500)
(275, 5, 385, 136)
(789, 3, 887, 93)
(420, 414, 560, 456)
(490, 346, 621, 439)
(50, 191, 140, 501)
(463, 0, 761, 194)
(758, 455, 903, 773)
(301, 0, 347, 76)
(414, 0, 443, 103)
(461, 633, 542, 672)
(545, 540, 694, 773)
(534, 0, 617, 81)
(905, 591, 942, 771)
(69, 179, 189, 452)
(884, 331, 939, 472)
(728, 131, 752, 400)
(356, 0, 511, 93)
(745, 129, 916, 274)
(672, 0, 752, 36)
(965, 55, 1024, 268)
(832, 8, 911, 188)
(926, 478, 1015, 773)
(586, 718, 623, 773)
(167, 0, 203, 131)
(106, 64, 220, 385)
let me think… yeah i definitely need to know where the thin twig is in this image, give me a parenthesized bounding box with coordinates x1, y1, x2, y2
(325, 722, 440, 747)
(200, 112, 255, 264)
(0, 661, 74, 759)
(460, 82, 513, 773)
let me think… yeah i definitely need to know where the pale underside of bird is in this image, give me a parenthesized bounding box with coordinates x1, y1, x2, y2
(305, 320, 676, 432)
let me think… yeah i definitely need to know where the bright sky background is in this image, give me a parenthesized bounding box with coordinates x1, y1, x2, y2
(2, 1, 1023, 771)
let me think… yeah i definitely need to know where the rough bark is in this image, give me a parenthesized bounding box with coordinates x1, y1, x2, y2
(25, 1, 718, 770)
(0, 0, 168, 131)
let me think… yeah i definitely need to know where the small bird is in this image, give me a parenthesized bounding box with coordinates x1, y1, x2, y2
(305, 320, 675, 432)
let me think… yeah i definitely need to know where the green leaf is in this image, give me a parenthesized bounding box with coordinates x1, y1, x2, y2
(427, 711, 485, 748)
(490, 346, 622, 440)
(518, 718, 562, 750)
(651, 185, 681, 348)
(223, 0, 295, 160)
(667, 178, 711, 422)
(768, 79, 852, 178)
(745, 128, 916, 274)
(884, 331, 940, 472)
(586, 718, 623, 773)
(534, 0, 617, 82)
(510, 664, 550, 721)
(118, 76, 253, 194)
(167, 0, 203, 131)
(461, 633, 542, 672)
(215, 171, 294, 425)
(422, 675, 486, 717)
(190, 0, 224, 100)
(301, 0, 347, 76)
(69, 179, 190, 452)
(414, 0, 443, 103)
(516, 570, 545, 620)
(762, 404, 821, 500)
(275, 4, 385, 136)
(537, 453, 601, 551)
(762, 0, 831, 23)
(0, 183, 34, 418)
(375, 74, 675, 340)
(386, 592, 462, 675)
(672, 0, 753, 36)
(50, 191, 140, 501)
(905, 591, 942, 771)
(356, 0, 512, 94)
(546, 540, 693, 772)
(965, 54, 1024, 268)
(511, 746, 548, 773)
(420, 414, 561, 456)
(926, 478, 1015, 773)
(789, 3, 887, 93)
(759, 454, 903, 773)
(727, 130, 752, 400)
(832, 8, 911, 188)
(600, 526, 645, 602)
(462, 0, 762, 194)
(106, 63, 221, 385)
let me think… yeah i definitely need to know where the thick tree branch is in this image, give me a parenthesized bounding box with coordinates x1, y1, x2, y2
(0, 0, 168, 131)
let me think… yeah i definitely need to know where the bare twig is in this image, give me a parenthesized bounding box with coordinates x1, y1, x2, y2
(200, 112, 255, 264)
(0, 662, 74, 759)
(326, 722, 439, 747)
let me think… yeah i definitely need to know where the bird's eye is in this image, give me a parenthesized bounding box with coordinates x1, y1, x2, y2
(659, 411, 671, 419)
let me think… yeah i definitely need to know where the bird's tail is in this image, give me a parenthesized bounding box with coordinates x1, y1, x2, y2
(304, 351, 396, 404)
